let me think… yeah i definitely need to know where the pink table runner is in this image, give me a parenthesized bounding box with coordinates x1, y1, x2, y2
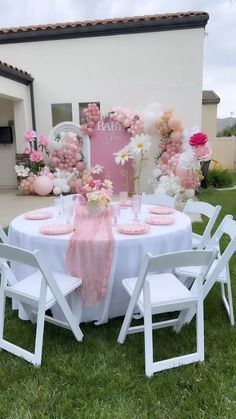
(66, 205, 114, 306)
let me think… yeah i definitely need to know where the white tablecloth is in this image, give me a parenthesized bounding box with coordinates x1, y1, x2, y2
(8, 205, 192, 324)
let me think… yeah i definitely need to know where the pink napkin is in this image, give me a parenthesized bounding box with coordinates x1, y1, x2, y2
(66, 205, 114, 306)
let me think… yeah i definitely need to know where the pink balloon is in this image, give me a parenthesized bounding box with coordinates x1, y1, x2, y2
(33, 175, 53, 196)
(161, 151, 171, 163)
(76, 161, 86, 172)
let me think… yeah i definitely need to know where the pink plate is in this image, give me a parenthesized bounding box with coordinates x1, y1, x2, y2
(145, 215, 175, 226)
(149, 206, 175, 215)
(24, 211, 53, 220)
(40, 224, 74, 235)
(117, 223, 149, 235)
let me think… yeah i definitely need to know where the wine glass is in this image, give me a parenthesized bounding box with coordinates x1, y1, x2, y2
(119, 191, 128, 206)
(110, 203, 120, 225)
(54, 197, 63, 216)
(132, 195, 142, 222)
(63, 203, 74, 224)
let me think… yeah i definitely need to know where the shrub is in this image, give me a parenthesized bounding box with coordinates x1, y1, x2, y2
(204, 169, 233, 188)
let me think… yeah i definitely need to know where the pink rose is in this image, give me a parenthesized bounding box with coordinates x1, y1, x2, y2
(24, 130, 37, 142)
(23, 145, 31, 154)
(189, 132, 208, 147)
(39, 135, 48, 147)
(30, 150, 42, 163)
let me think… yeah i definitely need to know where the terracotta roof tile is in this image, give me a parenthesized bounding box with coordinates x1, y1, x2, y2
(0, 11, 208, 34)
(0, 60, 33, 84)
(0, 60, 31, 77)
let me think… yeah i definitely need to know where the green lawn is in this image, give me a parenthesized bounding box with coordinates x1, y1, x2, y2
(1, 189, 236, 418)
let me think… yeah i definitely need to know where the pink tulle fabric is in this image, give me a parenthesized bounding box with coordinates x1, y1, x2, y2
(66, 204, 114, 306)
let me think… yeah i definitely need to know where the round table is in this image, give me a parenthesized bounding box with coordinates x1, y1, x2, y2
(8, 204, 192, 324)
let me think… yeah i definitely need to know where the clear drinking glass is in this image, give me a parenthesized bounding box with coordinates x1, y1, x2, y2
(132, 195, 142, 222)
(54, 197, 63, 216)
(63, 203, 74, 224)
(110, 203, 120, 225)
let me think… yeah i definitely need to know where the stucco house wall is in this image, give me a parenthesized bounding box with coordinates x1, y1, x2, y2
(0, 12, 208, 191)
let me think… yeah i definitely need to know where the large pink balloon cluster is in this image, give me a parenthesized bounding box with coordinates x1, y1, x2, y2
(110, 106, 144, 136)
(81, 103, 101, 136)
(155, 110, 183, 174)
(49, 134, 85, 173)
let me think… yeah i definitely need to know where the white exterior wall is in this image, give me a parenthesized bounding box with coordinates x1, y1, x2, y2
(0, 28, 205, 192)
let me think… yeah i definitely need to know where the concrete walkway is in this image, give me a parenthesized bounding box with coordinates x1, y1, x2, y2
(0, 188, 55, 227)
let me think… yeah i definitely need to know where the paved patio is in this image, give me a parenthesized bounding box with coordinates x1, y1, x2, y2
(0, 188, 55, 227)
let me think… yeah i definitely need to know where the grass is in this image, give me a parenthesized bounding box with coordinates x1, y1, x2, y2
(1, 189, 236, 418)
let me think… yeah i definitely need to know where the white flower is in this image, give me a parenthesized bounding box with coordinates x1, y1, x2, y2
(152, 167, 163, 178)
(178, 151, 198, 170)
(14, 165, 30, 177)
(114, 148, 130, 165)
(91, 164, 104, 174)
(129, 133, 151, 155)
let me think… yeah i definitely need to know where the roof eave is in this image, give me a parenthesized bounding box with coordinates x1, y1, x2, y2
(0, 63, 33, 85)
(0, 14, 209, 44)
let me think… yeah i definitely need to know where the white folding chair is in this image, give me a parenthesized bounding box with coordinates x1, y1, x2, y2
(176, 215, 236, 326)
(183, 199, 221, 249)
(0, 225, 8, 243)
(142, 193, 177, 208)
(0, 243, 83, 367)
(117, 249, 216, 377)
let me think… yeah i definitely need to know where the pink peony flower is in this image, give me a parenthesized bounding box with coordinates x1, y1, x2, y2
(30, 150, 42, 163)
(39, 135, 48, 147)
(24, 130, 37, 142)
(189, 132, 208, 147)
(193, 144, 212, 161)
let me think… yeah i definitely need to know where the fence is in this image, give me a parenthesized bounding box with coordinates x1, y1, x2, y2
(209, 136, 236, 170)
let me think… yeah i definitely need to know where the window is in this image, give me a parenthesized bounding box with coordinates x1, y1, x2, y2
(51, 103, 72, 126)
(79, 102, 100, 125)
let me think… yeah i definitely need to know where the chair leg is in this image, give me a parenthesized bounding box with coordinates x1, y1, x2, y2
(117, 297, 137, 344)
(220, 275, 234, 326)
(0, 274, 7, 343)
(196, 299, 204, 362)
(143, 285, 154, 378)
(34, 279, 47, 367)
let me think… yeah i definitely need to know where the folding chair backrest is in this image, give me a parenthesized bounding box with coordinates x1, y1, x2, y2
(136, 250, 216, 296)
(0, 243, 66, 304)
(204, 215, 236, 297)
(183, 199, 221, 248)
(142, 193, 177, 208)
(0, 226, 8, 243)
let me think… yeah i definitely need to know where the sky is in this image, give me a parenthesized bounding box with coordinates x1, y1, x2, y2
(0, 0, 235, 119)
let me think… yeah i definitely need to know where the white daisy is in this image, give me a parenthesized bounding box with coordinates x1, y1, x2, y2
(91, 164, 104, 174)
(114, 148, 130, 165)
(129, 133, 151, 155)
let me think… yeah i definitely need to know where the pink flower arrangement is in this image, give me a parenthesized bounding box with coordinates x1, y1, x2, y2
(22, 130, 50, 174)
(189, 132, 208, 147)
(74, 172, 113, 207)
(189, 132, 212, 161)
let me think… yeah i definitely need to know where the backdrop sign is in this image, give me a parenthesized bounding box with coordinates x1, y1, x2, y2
(90, 117, 134, 193)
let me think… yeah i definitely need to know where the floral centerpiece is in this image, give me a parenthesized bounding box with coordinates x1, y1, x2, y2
(74, 166, 113, 213)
